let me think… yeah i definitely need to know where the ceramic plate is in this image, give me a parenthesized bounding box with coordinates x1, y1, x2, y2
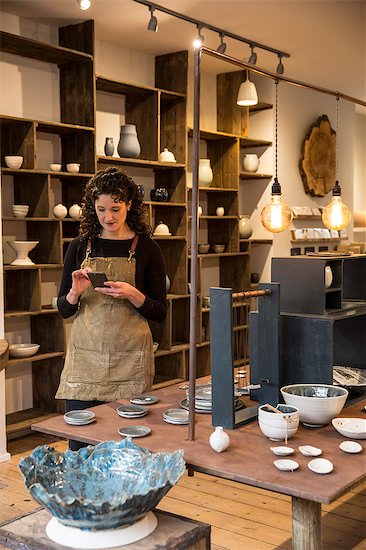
(64, 417, 96, 426)
(64, 410, 95, 422)
(130, 395, 158, 405)
(298, 445, 322, 457)
(180, 399, 211, 414)
(274, 459, 299, 471)
(339, 441, 363, 454)
(118, 426, 151, 438)
(308, 458, 333, 474)
(270, 446, 294, 456)
(332, 418, 366, 439)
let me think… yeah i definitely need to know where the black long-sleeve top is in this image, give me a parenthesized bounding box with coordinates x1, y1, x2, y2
(58, 235, 167, 323)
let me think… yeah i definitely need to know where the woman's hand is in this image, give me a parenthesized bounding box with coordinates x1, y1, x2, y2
(66, 268, 91, 304)
(95, 281, 146, 308)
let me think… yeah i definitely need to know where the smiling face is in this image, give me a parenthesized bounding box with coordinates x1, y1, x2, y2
(95, 194, 132, 239)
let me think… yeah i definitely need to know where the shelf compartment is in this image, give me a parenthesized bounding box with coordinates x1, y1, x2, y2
(156, 240, 187, 296)
(4, 269, 40, 313)
(160, 96, 186, 165)
(26, 221, 62, 264)
(207, 218, 239, 253)
(152, 204, 186, 238)
(240, 171, 272, 180)
(97, 156, 185, 169)
(207, 138, 239, 190)
(0, 31, 93, 64)
(240, 137, 272, 148)
(154, 350, 186, 385)
(11, 173, 49, 217)
(154, 168, 186, 203)
(6, 408, 60, 440)
(1, 118, 35, 169)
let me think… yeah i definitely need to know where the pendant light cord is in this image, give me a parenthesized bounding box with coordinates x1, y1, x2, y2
(336, 95, 339, 181)
(272, 78, 281, 194)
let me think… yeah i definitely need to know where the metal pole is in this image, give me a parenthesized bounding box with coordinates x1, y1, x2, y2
(188, 45, 201, 441)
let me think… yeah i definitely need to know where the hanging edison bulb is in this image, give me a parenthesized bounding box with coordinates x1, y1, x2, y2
(322, 181, 351, 230)
(260, 178, 293, 233)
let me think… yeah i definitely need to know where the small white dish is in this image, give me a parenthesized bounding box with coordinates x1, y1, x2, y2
(339, 441, 363, 454)
(130, 395, 158, 405)
(9, 343, 40, 358)
(298, 445, 322, 457)
(118, 426, 151, 438)
(308, 458, 333, 474)
(5, 155, 23, 169)
(274, 459, 299, 472)
(332, 418, 366, 439)
(66, 163, 80, 173)
(270, 446, 294, 456)
(50, 163, 62, 172)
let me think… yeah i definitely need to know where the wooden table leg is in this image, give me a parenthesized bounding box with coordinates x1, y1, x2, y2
(292, 496, 322, 550)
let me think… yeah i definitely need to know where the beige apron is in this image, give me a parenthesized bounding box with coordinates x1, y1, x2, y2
(56, 236, 154, 401)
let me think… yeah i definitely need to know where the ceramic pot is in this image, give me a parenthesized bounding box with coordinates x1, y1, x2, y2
(209, 426, 230, 452)
(239, 215, 253, 239)
(243, 154, 259, 173)
(69, 204, 82, 220)
(53, 203, 68, 220)
(198, 159, 213, 187)
(137, 185, 145, 197)
(216, 206, 225, 217)
(9, 241, 39, 266)
(325, 266, 333, 289)
(117, 124, 141, 158)
(150, 188, 169, 202)
(166, 274, 171, 292)
(104, 137, 114, 157)
(197, 205, 203, 216)
(158, 148, 176, 162)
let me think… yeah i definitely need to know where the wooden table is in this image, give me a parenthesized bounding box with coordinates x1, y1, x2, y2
(33, 384, 366, 550)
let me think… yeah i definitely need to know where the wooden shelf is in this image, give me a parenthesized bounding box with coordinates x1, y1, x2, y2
(96, 75, 186, 100)
(250, 102, 273, 112)
(293, 215, 322, 220)
(8, 351, 64, 367)
(290, 238, 341, 243)
(240, 171, 272, 180)
(5, 308, 58, 318)
(189, 215, 238, 220)
(97, 156, 185, 169)
(188, 128, 238, 141)
(1, 168, 94, 177)
(0, 31, 93, 64)
(0, 115, 94, 133)
(246, 238, 273, 244)
(190, 252, 250, 259)
(6, 408, 60, 440)
(188, 186, 238, 193)
(146, 201, 186, 207)
(4, 264, 63, 270)
(240, 137, 272, 147)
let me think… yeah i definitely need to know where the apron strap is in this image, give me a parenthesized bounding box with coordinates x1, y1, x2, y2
(127, 235, 139, 263)
(85, 239, 92, 260)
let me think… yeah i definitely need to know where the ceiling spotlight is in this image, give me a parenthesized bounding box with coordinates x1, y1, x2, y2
(147, 5, 158, 32)
(276, 54, 284, 74)
(248, 44, 257, 64)
(193, 24, 204, 49)
(77, 0, 91, 10)
(237, 71, 258, 106)
(216, 32, 227, 54)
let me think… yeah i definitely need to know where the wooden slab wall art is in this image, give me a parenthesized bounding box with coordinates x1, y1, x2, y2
(299, 114, 336, 197)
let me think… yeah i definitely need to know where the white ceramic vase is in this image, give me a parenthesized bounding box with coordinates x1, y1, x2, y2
(209, 426, 230, 453)
(117, 124, 141, 158)
(239, 215, 253, 239)
(53, 203, 68, 220)
(198, 159, 213, 187)
(243, 154, 259, 173)
(69, 204, 82, 220)
(10, 240, 39, 265)
(216, 206, 225, 217)
(325, 266, 333, 289)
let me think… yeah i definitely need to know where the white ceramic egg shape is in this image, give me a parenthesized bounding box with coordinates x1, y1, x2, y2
(69, 204, 82, 220)
(53, 203, 68, 220)
(209, 426, 230, 453)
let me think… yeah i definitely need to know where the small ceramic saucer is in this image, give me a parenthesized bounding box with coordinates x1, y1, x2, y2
(270, 446, 294, 456)
(118, 426, 151, 438)
(308, 458, 333, 474)
(339, 441, 363, 454)
(130, 395, 158, 405)
(298, 445, 322, 457)
(274, 459, 299, 471)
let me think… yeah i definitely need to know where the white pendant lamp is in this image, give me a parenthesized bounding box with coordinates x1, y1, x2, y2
(237, 71, 258, 106)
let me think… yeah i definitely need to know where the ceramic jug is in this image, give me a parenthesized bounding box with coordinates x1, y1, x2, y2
(53, 203, 68, 220)
(69, 204, 82, 220)
(209, 426, 230, 453)
(239, 215, 253, 239)
(198, 159, 213, 187)
(243, 154, 259, 173)
(104, 137, 114, 156)
(117, 124, 141, 158)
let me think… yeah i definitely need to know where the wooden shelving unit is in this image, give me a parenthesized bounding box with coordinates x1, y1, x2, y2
(1, 25, 274, 436)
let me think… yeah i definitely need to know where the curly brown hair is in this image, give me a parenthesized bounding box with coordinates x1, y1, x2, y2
(79, 167, 151, 240)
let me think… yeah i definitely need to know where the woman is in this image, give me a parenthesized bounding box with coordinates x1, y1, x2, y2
(56, 167, 167, 449)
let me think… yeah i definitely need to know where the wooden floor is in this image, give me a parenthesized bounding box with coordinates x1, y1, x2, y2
(0, 434, 365, 549)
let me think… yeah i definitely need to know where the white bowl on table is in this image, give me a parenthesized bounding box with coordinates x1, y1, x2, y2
(258, 404, 300, 441)
(5, 155, 23, 169)
(281, 384, 348, 427)
(9, 343, 40, 358)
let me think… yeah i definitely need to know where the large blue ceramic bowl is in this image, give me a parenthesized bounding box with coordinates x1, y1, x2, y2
(18, 438, 185, 530)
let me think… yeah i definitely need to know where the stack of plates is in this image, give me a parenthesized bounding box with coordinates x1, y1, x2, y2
(117, 404, 148, 419)
(130, 395, 158, 405)
(64, 410, 96, 426)
(182, 383, 245, 414)
(163, 408, 189, 425)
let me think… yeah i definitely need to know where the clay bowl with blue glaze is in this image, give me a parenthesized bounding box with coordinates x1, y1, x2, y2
(18, 438, 185, 530)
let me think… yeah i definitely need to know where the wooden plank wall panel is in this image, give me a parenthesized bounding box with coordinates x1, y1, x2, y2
(217, 71, 249, 136)
(60, 61, 95, 127)
(13, 175, 49, 217)
(58, 20, 95, 56)
(126, 93, 158, 160)
(155, 51, 188, 95)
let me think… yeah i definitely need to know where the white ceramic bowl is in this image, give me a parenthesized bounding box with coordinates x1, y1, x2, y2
(12, 205, 29, 218)
(5, 155, 23, 169)
(258, 404, 300, 441)
(213, 244, 225, 254)
(66, 163, 80, 173)
(281, 384, 348, 427)
(50, 163, 62, 172)
(332, 417, 366, 439)
(153, 222, 170, 235)
(9, 343, 40, 358)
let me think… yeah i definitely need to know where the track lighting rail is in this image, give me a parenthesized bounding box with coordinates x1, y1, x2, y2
(202, 46, 366, 107)
(132, 0, 290, 59)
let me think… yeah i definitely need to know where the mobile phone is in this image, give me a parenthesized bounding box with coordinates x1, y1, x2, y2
(87, 271, 108, 288)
